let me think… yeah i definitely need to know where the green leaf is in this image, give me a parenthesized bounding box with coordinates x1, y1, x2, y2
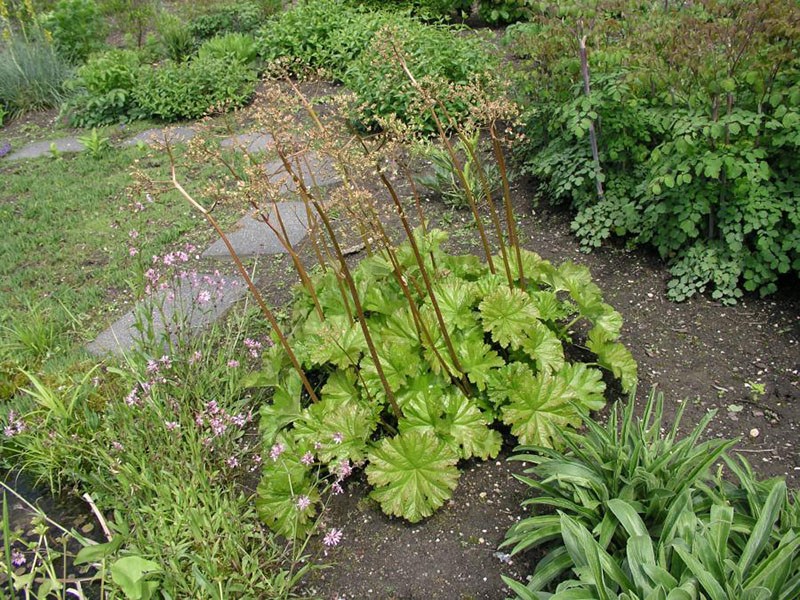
(479, 286, 540, 350)
(738, 480, 787, 577)
(110, 556, 162, 600)
(293, 397, 379, 464)
(74, 535, 125, 565)
(256, 433, 320, 538)
(587, 329, 638, 392)
(433, 277, 479, 330)
(501, 365, 604, 448)
(259, 371, 302, 447)
(307, 315, 367, 368)
(458, 336, 505, 391)
(400, 389, 501, 460)
(366, 431, 460, 523)
(521, 321, 565, 374)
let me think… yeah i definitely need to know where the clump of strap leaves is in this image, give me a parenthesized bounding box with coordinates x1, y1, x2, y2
(171, 38, 637, 537)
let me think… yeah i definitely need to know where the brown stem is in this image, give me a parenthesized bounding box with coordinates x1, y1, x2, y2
(579, 34, 605, 202)
(168, 149, 319, 404)
(490, 122, 525, 287)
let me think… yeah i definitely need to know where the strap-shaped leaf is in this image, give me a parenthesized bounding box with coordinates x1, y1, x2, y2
(366, 431, 459, 523)
(479, 286, 540, 350)
(399, 390, 501, 460)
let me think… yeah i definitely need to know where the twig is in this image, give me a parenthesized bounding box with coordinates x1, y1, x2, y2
(82, 493, 112, 542)
(736, 448, 777, 454)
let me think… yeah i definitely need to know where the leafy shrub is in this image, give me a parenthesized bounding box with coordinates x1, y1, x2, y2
(251, 227, 636, 535)
(502, 390, 736, 594)
(64, 48, 142, 127)
(343, 21, 496, 132)
(39, 0, 106, 63)
(350, 0, 472, 20)
(133, 55, 257, 121)
(0, 31, 71, 118)
(477, 0, 532, 25)
(156, 13, 195, 62)
(512, 0, 800, 303)
(257, 0, 396, 80)
(197, 32, 258, 65)
(188, 1, 265, 41)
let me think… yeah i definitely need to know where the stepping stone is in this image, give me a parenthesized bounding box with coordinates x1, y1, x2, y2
(220, 132, 274, 154)
(5, 137, 85, 160)
(122, 126, 197, 147)
(263, 151, 341, 196)
(203, 201, 309, 259)
(86, 272, 246, 355)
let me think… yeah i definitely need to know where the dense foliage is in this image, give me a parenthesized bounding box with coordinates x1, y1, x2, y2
(510, 0, 800, 303)
(40, 0, 106, 63)
(503, 394, 800, 598)
(251, 228, 636, 535)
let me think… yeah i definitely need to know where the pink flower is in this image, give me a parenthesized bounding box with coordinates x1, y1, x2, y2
(332, 432, 344, 444)
(226, 456, 239, 468)
(331, 482, 343, 495)
(197, 290, 211, 304)
(300, 451, 315, 466)
(128, 230, 139, 239)
(269, 443, 285, 461)
(337, 459, 352, 479)
(295, 495, 311, 510)
(129, 247, 138, 257)
(323, 528, 342, 547)
(227, 360, 240, 368)
(111, 441, 124, 451)
(164, 421, 179, 431)
(11, 548, 26, 567)
(189, 350, 203, 365)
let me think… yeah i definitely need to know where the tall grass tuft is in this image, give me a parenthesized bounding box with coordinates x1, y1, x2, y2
(0, 31, 72, 118)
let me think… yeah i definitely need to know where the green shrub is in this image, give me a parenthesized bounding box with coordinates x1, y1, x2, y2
(188, 1, 265, 41)
(197, 32, 258, 65)
(512, 0, 800, 303)
(477, 0, 532, 25)
(156, 13, 195, 62)
(64, 48, 143, 126)
(0, 32, 71, 118)
(133, 55, 257, 121)
(40, 0, 106, 63)
(257, 0, 396, 79)
(350, 0, 472, 20)
(343, 21, 496, 132)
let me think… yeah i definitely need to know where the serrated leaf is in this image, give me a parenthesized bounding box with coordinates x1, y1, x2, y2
(529, 290, 572, 322)
(399, 389, 501, 460)
(587, 329, 638, 393)
(360, 338, 423, 397)
(293, 397, 379, 465)
(458, 336, 505, 391)
(486, 361, 536, 408)
(256, 433, 320, 538)
(432, 277, 480, 330)
(521, 321, 565, 374)
(501, 364, 605, 447)
(307, 315, 367, 368)
(366, 431, 460, 523)
(260, 372, 302, 447)
(479, 286, 540, 349)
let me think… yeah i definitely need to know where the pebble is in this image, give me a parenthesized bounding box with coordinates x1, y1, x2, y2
(750, 428, 760, 438)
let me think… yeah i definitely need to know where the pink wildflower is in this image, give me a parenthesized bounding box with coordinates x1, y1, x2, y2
(164, 421, 179, 431)
(269, 442, 285, 461)
(226, 456, 239, 469)
(11, 549, 26, 567)
(300, 451, 315, 466)
(323, 528, 342, 547)
(227, 359, 240, 368)
(295, 495, 311, 510)
(129, 247, 138, 257)
(197, 290, 211, 304)
(331, 482, 343, 495)
(332, 432, 344, 444)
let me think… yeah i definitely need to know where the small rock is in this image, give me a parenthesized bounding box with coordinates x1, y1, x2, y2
(750, 428, 760, 438)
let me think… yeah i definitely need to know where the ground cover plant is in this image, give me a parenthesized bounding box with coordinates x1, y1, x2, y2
(502, 392, 800, 598)
(509, 0, 800, 303)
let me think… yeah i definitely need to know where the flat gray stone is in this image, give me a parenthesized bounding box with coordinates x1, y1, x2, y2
(202, 202, 309, 258)
(122, 126, 197, 147)
(263, 151, 341, 196)
(220, 132, 274, 154)
(5, 137, 85, 160)
(86, 272, 246, 355)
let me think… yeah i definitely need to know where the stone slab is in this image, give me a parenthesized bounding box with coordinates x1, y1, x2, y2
(263, 151, 341, 196)
(86, 272, 246, 355)
(6, 137, 85, 160)
(122, 126, 197, 147)
(220, 132, 274, 154)
(202, 201, 309, 259)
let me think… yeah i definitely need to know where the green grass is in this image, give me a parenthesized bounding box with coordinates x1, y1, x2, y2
(0, 140, 247, 363)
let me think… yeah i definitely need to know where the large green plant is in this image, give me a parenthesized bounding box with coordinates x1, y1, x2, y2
(250, 227, 636, 536)
(40, 0, 106, 63)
